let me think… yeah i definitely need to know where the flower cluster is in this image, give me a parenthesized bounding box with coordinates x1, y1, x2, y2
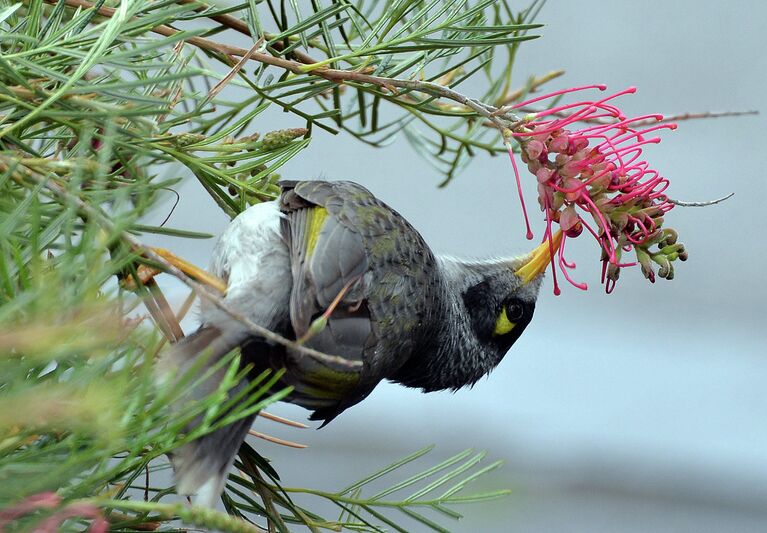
(0, 492, 108, 532)
(506, 85, 687, 294)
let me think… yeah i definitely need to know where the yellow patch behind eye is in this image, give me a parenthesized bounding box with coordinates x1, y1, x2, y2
(493, 307, 516, 336)
(305, 207, 328, 258)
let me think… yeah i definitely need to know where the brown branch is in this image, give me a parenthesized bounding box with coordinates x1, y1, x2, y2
(47, 0, 309, 72)
(145, 278, 185, 342)
(206, 38, 264, 103)
(34, 0, 765, 142)
(43, 0, 517, 133)
(175, 0, 319, 65)
(147, 290, 196, 360)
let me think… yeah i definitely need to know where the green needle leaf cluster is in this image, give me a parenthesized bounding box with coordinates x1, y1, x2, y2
(1, 0, 546, 530)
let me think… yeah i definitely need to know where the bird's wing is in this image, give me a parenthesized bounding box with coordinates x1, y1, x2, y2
(277, 180, 439, 423)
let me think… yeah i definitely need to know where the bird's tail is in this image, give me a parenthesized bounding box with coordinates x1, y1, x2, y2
(156, 326, 254, 507)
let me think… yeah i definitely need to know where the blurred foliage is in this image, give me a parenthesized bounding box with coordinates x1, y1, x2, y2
(0, 0, 544, 530)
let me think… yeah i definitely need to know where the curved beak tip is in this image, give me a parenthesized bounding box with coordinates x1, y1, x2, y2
(515, 230, 563, 284)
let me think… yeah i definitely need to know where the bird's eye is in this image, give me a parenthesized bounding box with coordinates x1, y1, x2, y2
(493, 299, 526, 336)
(505, 300, 525, 321)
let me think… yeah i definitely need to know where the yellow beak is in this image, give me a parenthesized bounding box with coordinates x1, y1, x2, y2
(515, 230, 563, 284)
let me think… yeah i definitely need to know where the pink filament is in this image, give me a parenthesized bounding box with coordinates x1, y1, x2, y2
(542, 197, 561, 295)
(507, 144, 534, 240)
(512, 84, 608, 109)
(507, 85, 675, 293)
(558, 235, 588, 290)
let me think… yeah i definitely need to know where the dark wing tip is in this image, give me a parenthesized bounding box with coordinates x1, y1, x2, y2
(309, 407, 341, 428)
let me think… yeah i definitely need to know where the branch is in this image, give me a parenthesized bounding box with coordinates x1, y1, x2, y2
(509, 106, 758, 127)
(0, 157, 361, 369)
(668, 192, 734, 207)
(495, 69, 566, 107)
(44, 0, 518, 133)
(174, 0, 320, 65)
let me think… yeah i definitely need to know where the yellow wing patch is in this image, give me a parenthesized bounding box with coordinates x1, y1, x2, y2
(305, 207, 328, 258)
(493, 307, 516, 336)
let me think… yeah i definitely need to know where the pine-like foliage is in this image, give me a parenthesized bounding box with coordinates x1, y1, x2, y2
(0, 1, 548, 531)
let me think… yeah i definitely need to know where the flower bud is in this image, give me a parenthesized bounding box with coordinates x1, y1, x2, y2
(536, 166, 555, 183)
(606, 262, 621, 282)
(611, 211, 629, 232)
(560, 160, 583, 179)
(661, 228, 678, 245)
(571, 136, 590, 152)
(537, 183, 554, 211)
(560, 206, 583, 237)
(261, 128, 308, 150)
(635, 247, 654, 279)
(525, 139, 546, 160)
(654, 254, 671, 279)
(526, 159, 542, 174)
(548, 133, 570, 153)
(173, 133, 206, 147)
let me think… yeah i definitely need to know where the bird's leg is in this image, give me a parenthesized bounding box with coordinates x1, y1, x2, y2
(149, 247, 228, 294)
(118, 247, 224, 344)
(120, 247, 228, 294)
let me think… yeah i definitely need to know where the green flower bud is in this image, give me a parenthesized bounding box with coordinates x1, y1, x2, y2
(261, 128, 308, 151)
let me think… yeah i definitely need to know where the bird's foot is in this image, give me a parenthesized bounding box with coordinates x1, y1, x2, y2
(121, 247, 228, 294)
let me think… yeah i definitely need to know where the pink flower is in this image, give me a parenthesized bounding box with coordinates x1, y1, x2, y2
(505, 85, 687, 294)
(0, 493, 107, 532)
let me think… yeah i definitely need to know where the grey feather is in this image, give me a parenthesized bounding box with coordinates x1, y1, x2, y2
(157, 326, 254, 501)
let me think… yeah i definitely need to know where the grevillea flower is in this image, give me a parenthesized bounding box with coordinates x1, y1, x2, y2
(0, 492, 108, 532)
(505, 85, 687, 294)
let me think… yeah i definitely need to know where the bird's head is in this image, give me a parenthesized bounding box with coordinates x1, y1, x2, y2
(387, 229, 565, 392)
(438, 230, 563, 377)
(464, 231, 561, 352)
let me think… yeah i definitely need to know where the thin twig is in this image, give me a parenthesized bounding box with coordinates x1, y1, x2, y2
(495, 69, 566, 107)
(149, 290, 197, 360)
(248, 429, 307, 449)
(142, 288, 178, 344)
(205, 38, 265, 104)
(668, 192, 734, 207)
(653, 110, 758, 122)
(174, 0, 319, 65)
(176, 290, 197, 326)
(258, 411, 308, 429)
(145, 279, 185, 343)
(509, 106, 758, 128)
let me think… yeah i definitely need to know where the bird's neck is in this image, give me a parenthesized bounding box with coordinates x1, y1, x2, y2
(388, 255, 501, 392)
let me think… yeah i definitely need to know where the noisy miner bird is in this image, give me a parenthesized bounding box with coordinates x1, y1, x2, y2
(158, 179, 561, 506)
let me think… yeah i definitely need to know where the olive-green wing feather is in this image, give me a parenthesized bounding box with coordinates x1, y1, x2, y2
(278, 180, 441, 423)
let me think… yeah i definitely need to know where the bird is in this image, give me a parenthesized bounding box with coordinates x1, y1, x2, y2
(157, 179, 561, 506)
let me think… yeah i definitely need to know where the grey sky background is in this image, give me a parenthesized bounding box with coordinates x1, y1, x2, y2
(143, 1, 767, 531)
